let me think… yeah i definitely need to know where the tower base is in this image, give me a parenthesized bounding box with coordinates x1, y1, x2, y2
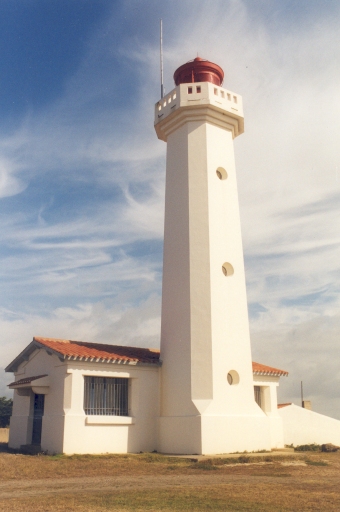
(158, 414, 272, 455)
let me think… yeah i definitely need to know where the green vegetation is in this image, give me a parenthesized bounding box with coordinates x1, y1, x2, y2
(0, 397, 12, 428)
(294, 444, 321, 452)
(305, 460, 328, 466)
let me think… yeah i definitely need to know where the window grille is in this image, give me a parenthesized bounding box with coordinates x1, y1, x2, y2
(254, 386, 261, 408)
(84, 377, 129, 416)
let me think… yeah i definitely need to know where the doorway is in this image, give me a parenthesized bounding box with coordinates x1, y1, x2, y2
(32, 394, 45, 445)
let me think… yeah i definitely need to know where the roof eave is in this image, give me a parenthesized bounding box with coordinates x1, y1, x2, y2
(5, 339, 66, 373)
(253, 371, 288, 377)
(5, 340, 38, 373)
(64, 356, 162, 367)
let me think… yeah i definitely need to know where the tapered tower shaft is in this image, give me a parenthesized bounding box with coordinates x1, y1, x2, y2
(155, 58, 271, 454)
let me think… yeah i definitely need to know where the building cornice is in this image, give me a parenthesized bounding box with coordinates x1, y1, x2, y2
(155, 82, 244, 142)
(155, 105, 242, 142)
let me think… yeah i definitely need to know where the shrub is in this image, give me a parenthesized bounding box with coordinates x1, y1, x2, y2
(0, 397, 13, 428)
(238, 455, 251, 463)
(294, 443, 321, 452)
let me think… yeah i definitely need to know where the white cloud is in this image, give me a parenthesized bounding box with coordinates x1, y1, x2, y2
(252, 312, 340, 419)
(0, 158, 26, 198)
(0, 294, 161, 397)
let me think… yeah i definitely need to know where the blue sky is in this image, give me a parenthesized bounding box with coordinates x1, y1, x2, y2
(1, 0, 340, 419)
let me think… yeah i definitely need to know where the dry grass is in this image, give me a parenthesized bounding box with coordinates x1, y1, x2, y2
(0, 445, 340, 511)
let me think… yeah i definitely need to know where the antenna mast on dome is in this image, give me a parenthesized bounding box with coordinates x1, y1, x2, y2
(160, 19, 164, 98)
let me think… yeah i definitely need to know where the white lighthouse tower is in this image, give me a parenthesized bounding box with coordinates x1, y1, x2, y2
(155, 57, 272, 454)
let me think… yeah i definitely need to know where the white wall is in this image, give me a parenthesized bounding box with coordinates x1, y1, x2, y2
(8, 389, 32, 448)
(9, 347, 160, 454)
(8, 343, 288, 454)
(8, 349, 66, 451)
(253, 375, 284, 449)
(62, 362, 160, 455)
(279, 404, 340, 446)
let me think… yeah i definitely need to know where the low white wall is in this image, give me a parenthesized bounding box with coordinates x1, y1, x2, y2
(0, 429, 9, 443)
(278, 404, 340, 446)
(267, 415, 284, 449)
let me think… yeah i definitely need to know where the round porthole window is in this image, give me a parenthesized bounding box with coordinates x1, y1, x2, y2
(227, 370, 239, 385)
(222, 262, 234, 276)
(216, 167, 228, 180)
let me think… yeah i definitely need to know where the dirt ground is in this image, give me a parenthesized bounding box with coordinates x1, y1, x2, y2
(0, 445, 340, 511)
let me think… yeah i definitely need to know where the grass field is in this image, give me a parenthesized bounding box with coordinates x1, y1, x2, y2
(0, 444, 340, 511)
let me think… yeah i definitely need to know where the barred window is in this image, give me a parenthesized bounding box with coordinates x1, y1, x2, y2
(84, 377, 129, 416)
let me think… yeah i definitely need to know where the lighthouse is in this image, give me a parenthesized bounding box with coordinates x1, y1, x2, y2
(155, 57, 272, 454)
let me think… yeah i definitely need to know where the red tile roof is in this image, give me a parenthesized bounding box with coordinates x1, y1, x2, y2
(33, 337, 161, 365)
(278, 402, 292, 409)
(5, 336, 289, 377)
(8, 374, 48, 387)
(252, 361, 288, 377)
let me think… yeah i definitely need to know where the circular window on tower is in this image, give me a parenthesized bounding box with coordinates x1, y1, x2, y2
(216, 167, 228, 180)
(222, 262, 234, 277)
(227, 370, 240, 386)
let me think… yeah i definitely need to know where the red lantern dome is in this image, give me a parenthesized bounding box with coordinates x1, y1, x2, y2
(173, 57, 224, 87)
